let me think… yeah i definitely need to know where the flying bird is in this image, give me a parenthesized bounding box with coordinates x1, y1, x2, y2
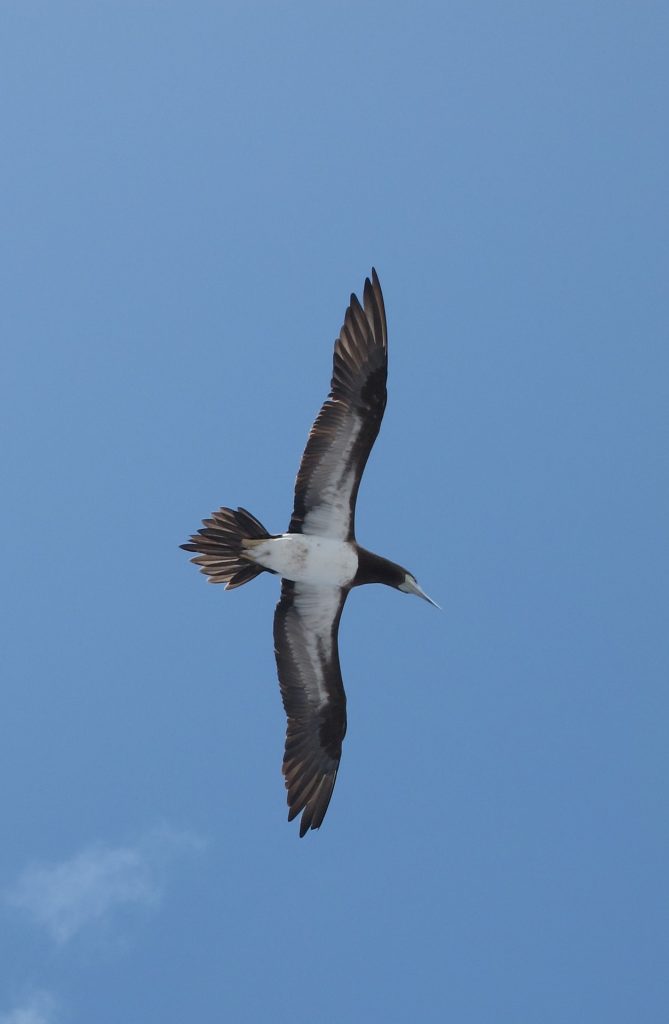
(182, 270, 437, 836)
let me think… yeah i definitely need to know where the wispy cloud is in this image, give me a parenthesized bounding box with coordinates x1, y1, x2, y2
(4, 826, 205, 944)
(0, 991, 56, 1024)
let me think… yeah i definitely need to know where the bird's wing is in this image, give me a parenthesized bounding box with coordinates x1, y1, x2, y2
(273, 579, 349, 836)
(288, 268, 388, 540)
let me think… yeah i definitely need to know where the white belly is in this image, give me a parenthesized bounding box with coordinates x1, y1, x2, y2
(245, 534, 358, 587)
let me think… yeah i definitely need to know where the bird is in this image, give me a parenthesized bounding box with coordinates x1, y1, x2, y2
(181, 269, 437, 836)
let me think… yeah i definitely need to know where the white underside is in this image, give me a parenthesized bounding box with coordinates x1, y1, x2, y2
(245, 534, 358, 587)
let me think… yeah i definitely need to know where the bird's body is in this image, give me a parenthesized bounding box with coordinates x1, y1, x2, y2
(244, 534, 359, 588)
(182, 270, 436, 836)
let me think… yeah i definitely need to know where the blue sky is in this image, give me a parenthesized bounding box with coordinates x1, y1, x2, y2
(1, 2, 667, 1021)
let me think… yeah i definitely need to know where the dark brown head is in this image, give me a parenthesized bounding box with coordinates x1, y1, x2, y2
(355, 548, 439, 607)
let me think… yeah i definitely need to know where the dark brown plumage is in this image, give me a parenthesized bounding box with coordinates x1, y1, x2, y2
(181, 507, 271, 589)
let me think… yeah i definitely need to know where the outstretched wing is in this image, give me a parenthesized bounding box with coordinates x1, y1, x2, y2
(273, 580, 349, 836)
(288, 269, 388, 541)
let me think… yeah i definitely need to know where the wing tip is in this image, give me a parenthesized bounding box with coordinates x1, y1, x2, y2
(286, 771, 339, 837)
(362, 267, 387, 353)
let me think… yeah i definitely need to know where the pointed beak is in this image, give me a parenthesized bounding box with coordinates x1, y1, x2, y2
(404, 578, 441, 609)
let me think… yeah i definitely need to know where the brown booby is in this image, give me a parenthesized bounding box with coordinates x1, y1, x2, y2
(182, 270, 437, 836)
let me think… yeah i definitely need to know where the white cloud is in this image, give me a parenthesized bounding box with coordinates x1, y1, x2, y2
(4, 826, 205, 944)
(0, 991, 56, 1024)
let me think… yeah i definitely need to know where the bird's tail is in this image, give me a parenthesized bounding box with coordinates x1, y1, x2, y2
(181, 506, 271, 589)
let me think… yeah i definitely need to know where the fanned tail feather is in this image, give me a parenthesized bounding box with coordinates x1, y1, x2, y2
(181, 506, 271, 589)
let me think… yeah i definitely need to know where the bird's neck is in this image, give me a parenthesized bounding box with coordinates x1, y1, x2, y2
(353, 547, 404, 588)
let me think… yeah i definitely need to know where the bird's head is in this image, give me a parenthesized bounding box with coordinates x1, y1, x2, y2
(398, 572, 440, 609)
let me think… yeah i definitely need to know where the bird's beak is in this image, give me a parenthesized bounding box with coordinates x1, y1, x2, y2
(403, 578, 441, 609)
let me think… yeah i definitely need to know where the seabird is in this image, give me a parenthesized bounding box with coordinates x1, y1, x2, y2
(182, 269, 437, 836)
